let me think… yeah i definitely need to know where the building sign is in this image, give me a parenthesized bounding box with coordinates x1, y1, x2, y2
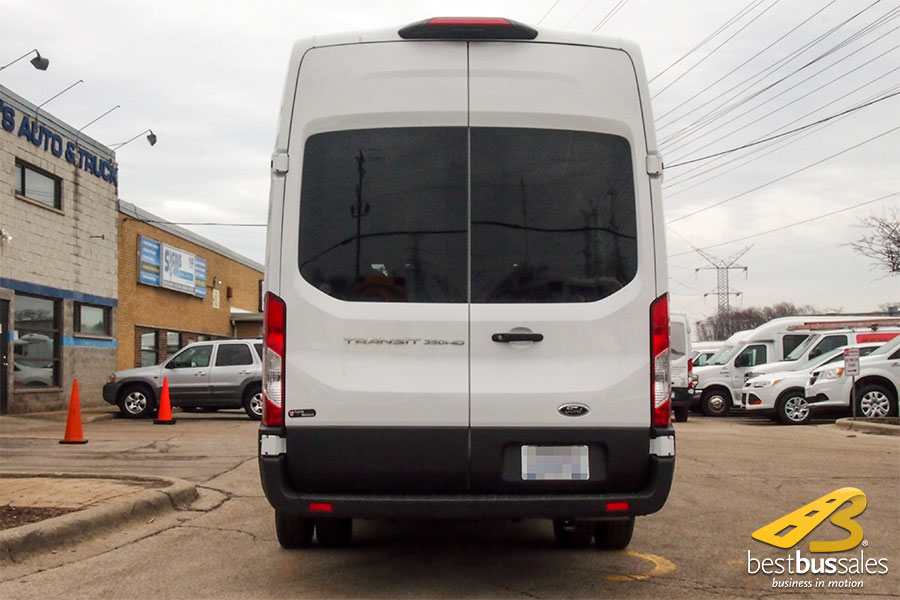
(0, 98, 118, 186)
(138, 236, 207, 298)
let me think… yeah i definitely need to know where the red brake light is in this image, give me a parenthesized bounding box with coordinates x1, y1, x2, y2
(651, 294, 671, 427)
(263, 292, 285, 427)
(606, 501, 630, 512)
(399, 17, 538, 40)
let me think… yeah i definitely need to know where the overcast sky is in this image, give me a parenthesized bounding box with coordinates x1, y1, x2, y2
(3, 0, 898, 323)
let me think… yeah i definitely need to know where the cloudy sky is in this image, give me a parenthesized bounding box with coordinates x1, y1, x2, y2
(3, 0, 898, 323)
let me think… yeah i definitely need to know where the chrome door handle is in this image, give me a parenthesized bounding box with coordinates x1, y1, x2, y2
(492, 333, 544, 343)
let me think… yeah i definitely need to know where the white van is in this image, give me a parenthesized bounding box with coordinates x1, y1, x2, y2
(258, 17, 673, 550)
(669, 311, 693, 422)
(692, 317, 900, 416)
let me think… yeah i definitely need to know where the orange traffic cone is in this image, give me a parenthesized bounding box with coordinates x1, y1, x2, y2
(60, 379, 88, 444)
(154, 377, 176, 425)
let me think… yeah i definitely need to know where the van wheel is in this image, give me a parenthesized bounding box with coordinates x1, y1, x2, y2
(117, 384, 156, 419)
(243, 384, 263, 420)
(776, 391, 811, 425)
(701, 389, 730, 417)
(856, 384, 896, 418)
(552, 519, 593, 549)
(316, 518, 353, 547)
(594, 517, 635, 550)
(673, 405, 689, 423)
(275, 511, 314, 549)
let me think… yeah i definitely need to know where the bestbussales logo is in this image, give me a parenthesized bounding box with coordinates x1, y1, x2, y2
(747, 487, 889, 591)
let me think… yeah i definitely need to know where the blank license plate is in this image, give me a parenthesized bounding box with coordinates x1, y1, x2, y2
(521, 445, 589, 481)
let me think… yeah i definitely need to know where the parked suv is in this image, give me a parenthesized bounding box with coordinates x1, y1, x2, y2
(103, 339, 263, 420)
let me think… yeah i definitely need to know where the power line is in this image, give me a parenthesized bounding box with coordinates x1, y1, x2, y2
(665, 90, 900, 169)
(652, 0, 781, 99)
(654, 0, 839, 121)
(666, 125, 900, 224)
(662, 81, 900, 192)
(538, 0, 563, 25)
(658, 0, 889, 141)
(592, 0, 632, 32)
(650, 0, 766, 84)
(668, 191, 900, 258)
(662, 10, 900, 155)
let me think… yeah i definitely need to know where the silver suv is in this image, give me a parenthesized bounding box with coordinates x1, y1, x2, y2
(103, 339, 263, 420)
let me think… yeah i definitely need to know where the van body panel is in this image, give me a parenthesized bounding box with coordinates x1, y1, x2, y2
(261, 26, 673, 520)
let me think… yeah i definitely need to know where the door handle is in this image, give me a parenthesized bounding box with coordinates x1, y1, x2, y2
(195, 371, 207, 376)
(492, 332, 544, 343)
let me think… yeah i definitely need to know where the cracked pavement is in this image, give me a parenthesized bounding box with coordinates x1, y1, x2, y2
(1, 410, 897, 598)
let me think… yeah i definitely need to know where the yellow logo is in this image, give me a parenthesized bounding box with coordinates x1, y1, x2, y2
(752, 487, 867, 553)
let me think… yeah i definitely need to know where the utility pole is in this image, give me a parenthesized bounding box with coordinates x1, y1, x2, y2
(694, 246, 751, 338)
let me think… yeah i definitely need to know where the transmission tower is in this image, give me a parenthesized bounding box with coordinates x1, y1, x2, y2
(694, 246, 752, 317)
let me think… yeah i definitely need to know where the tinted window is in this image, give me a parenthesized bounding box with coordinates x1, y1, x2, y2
(810, 335, 848, 359)
(215, 344, 253, 367)
(471, 128, 635, 303)
(736, 344, 767, 367)
(670, 322, 687, 357)
(299, 128, 468, 303)
(782, 334, 808, 358)
(254, 343, 263, 359)
(170, 345, 212, 369)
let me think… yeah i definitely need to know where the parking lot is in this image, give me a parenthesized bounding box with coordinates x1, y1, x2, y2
(1, 411, 898, 599)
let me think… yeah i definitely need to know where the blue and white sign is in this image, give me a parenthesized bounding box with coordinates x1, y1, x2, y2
(139, 237, 161, 286)
(138, 236, 207, 298)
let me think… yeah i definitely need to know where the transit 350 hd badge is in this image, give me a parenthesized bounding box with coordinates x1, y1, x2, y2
(747, 487, 890, 590)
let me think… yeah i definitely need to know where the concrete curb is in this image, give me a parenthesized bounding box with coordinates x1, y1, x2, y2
(834, 418, 900, 436)
(0, 473, 198, 562)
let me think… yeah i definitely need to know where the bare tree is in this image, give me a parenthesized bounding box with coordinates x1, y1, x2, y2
(695, 302, 821, 341)
(850, 207, 900, 277)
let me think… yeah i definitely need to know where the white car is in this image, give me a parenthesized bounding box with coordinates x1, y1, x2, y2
(742, 343, 882, 425)
(805, 336, 900, 419)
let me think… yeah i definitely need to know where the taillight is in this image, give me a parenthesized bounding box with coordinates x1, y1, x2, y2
(263, 292, 285, 427)
(687, 357, 694, 389)
(398, 17, 538, 40)
(651, 294, 671, 427)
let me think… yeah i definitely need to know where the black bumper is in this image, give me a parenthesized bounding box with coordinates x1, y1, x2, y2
(671, 387, 692, 408)
(102, 382, 120, 405)
(258, 428, 675, 520)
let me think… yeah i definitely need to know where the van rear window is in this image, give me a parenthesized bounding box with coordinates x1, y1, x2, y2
(299, 127, 637, 303)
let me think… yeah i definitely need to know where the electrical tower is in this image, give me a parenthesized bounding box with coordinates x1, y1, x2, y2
(694, 245, 751, 318)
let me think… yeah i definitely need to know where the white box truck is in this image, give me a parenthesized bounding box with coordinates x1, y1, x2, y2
(258, 17, 673, 550)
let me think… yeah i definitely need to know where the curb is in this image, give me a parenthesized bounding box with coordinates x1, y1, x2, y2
(834, 418, 900, 436)
(0, 473, 198, 562)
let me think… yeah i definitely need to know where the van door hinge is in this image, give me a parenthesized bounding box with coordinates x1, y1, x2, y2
(646, 154, 663, 176)
(271, 153, 289, 174)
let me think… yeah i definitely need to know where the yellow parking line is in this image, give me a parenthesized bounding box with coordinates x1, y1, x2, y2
(605, 550, 677, 582)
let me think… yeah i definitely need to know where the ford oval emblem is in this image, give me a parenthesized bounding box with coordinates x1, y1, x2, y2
(558, 403, 590, 417)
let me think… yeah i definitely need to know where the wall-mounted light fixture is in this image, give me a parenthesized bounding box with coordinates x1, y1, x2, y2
(110, 129, 157, 150)
(0, 49, 49, 72)
(0, 227, 13, 245)
(75, 105, 120, 148)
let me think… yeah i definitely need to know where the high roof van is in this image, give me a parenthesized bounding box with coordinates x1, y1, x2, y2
(258, 17, 673, 550)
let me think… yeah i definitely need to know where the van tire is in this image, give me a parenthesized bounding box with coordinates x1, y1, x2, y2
(673, 405, 689, 423)
(856, 384, 897, 418)
(776, 391, 811, 425)
(316, 518, 353, 547)
(594, 517, 635, 549)
(701, 389, 730, 417)
(275, 511, 314, 548)
(553, 519, 593, 548)
(117, 384, 156, 419)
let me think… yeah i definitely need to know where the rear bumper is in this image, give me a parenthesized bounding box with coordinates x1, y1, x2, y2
(258, 427, 675, 520)
(671, 387, 692, 407)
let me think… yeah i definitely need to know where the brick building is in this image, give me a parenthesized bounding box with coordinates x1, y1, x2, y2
(117, 201, 264, 370)
(1, 84, 119, 414)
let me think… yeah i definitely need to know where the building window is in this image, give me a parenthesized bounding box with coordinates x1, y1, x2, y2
(13, 294, 60, 388)
(15, 160, 62, 209)
(75, 303, 111, 336)
(140, 331, 158, 367)
(166, 332, 182, 356)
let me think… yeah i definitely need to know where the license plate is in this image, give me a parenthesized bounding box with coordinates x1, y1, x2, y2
(521, 445, 589, 481)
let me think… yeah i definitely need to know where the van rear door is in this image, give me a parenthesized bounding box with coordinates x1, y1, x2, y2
(283, 42, 471, 492)
(467, 43, 659, 492)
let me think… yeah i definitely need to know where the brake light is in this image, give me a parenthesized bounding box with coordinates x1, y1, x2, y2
(687, 357, 694, 389)
(399, 17, 538, 40)
(651, 294, 671, 427)
(263, 292, 285, 427)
